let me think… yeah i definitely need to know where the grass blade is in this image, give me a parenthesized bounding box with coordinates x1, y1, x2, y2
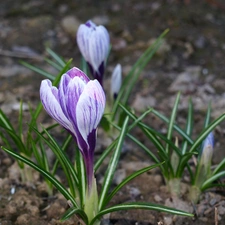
(201, 171, 225, 191)
(46, 48, 66, 67)
(91, 202, 193, 225)
(20, 61, 55, 80)
(166, 92, 180, 154)
(181, 99, 193, 155)
(112, 29, 169, 119)
(104, 163, 162, 206)
(1, 146, 79, 208)
(98, 116, 129, 211)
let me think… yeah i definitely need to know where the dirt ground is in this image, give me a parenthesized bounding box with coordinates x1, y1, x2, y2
(0, 0, 225, 224)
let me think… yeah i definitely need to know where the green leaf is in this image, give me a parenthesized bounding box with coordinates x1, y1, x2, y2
(166, 92, 180, 154)
(98, 116, 129, 211)
(1, 146, 79, 208)
(61, 207, 88, 224)
(151, 109, 194, 145)
(46, 48, 66, 67)
(212, 158, 225, 175)
(201, 171, 225, 191)
(80, 56, 89, 76)
(91, 202, 193, 225)
(52, 58, 73, 86)
(104, 163, 163, 207)
(189, 113, 225, 154)
(75, 147, 86, 208)
(0, 109, 14, 130)
(181, 98, 193, 155)
(118, 104, 166, 156)
(94, 139, 118, 172)
(100, 115, 111, 132)
(177, 113, 225, 177)
(32, 126, 78, 197)
(44, 57, 63, 71)
(204, 102, 211, 128)
(20, 61, 55, 80)
(0, 125, 28, 156)
(112, 29, 169, 120)
(51, 134, 72, 175)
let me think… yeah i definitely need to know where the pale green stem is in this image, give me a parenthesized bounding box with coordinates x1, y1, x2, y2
(84, 176, 99, 225)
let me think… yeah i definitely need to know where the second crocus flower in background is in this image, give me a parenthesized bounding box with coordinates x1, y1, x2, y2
(40, 67, 106, 191)
(77, 20, 110, 86)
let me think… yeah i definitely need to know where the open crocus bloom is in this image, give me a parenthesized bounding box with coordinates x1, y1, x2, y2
(77, 20, 110, 86)
(40, 67, 106, 189)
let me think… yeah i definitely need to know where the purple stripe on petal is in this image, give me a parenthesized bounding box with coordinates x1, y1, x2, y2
(40, 80, 72, 131)
(75, 80, 105, 146)
(65, 77, 89, 153)
(89, 26, 110, 73)
(66, 67, 89, 83)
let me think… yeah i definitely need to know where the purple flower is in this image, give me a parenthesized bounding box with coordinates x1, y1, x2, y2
(77, 20, 110, 86)
(40, 67, 106, 189)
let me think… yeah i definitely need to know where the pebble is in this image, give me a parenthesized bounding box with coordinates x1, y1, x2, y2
(113, 168, 126, 185)
(128, 187, 141, 198)
(61, 15, 81, 37)
(163, 216, 173, 225)
(154, 194, 162, 202)
(218, 204, 225, 215)
(168, 66, 201, 93)
(0, 65, 31, 77)
(132, 94, 156, 112)
(153, 174, 163, 185)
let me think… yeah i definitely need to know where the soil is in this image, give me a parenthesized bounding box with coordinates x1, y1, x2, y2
(1, 0, 225, 224)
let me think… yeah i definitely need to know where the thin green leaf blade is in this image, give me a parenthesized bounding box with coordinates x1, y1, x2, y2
(1, 146, 79, 208)
(91, 202, 193, 225)
(105, 163, 162, 206)
(98, 116, 129, 210)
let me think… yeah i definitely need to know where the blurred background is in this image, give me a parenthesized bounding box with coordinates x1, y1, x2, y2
(0, 0, 225, 160)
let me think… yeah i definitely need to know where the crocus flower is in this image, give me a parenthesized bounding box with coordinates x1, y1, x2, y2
(194, 131, 214, 189)
(40, 67, 106, 189)
(77, 20, 110, 86)
(110, 64, 122, 100)
(200, 131, 214, 169)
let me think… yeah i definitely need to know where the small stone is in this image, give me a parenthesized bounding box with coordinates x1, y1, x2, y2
(153, 174, 163, 185)
(163, 216, 173, 225)
(218, 205, 225, 215)
(154, 194, 162, 202)
(2, 157, 12, 166)
(132, 94, 156, 112)
(112, 37, 127, 51)
(113, 169, 126, 185)
(168, 66, 201, 93)
(209, 198, 217, 206)
(128, 187, 141, 198)
(0, 65, 31, 77)
(61, 16, 81, 37)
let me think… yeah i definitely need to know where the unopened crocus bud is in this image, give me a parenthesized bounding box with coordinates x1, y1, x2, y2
(40, 67, 106, 190)
(195, 132, 214, 188)
(190, 131, 214, 203)
(77, 20, 110, 86)
(200, 131, 214, 167)
(110, 64, 122, 100)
